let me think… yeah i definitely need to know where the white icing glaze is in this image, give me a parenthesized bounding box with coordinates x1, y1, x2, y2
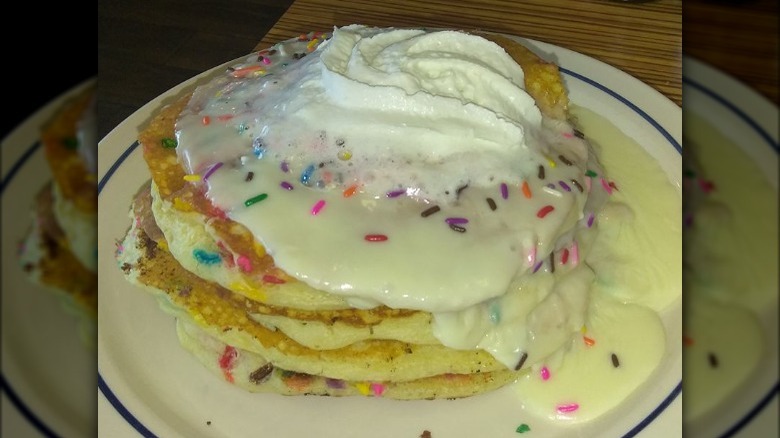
(683, 112, 777, 423)
(169, 26, 664, 373)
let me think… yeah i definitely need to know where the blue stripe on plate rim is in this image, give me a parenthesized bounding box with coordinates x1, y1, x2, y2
(93, 66, 682, 438)
(1, 141, 63, 438)
(682, 75, 780, 438)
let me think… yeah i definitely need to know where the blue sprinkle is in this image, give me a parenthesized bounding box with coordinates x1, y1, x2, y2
(489, 301, 501, 324)
(238, 123, 248, 135)
(193, 249, 221, 265)
(252, 137, 265, 158)
(300, 164, 315, 185)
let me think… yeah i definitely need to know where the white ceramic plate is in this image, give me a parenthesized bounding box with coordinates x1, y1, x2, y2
(97, 37, 682, 437)
(682, 57, 779, 438)
(1, 78, 96, 438)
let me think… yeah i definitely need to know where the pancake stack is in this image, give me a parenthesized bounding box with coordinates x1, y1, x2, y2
(117, 26, 609, 399)
(20, 86, 98, 342)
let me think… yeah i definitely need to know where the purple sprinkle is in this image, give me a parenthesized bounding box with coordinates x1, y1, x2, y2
(326, 378, 345, 389)
(532, 261, 543, 273)
(203, 162, 224, 180)
(500, 183, 509, 199)
(280, 161, 289, 173)
(558, 181, 571, 192)
(386, 189, 406, 198)
(587, 213, 595, 228)
(280, 181, 294, 191)
(445, 217, 469, 225)
(547, 183, 556, 189)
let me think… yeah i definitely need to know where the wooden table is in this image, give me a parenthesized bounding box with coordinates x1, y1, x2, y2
(685, 0, 778, 105)
(98, 0, 779, 140)
(256, 0, 683, 106)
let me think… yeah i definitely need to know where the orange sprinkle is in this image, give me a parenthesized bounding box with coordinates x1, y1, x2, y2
(683, 335, 695, 346)
(231, 65, 264, 78)
(583, 336, 596, 347)
(342, 184, 359, 198)
(201, 115, 211, 125)
(217, 114, 234, 121)
(522, 180, 532, 198)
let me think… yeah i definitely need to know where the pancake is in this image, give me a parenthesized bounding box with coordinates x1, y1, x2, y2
(118, 26, 612, 399)
(19, 86, 97, 340)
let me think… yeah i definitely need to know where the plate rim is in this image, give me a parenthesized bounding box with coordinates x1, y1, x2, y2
(682, 55, 779, 438)
(1, 76, 97, 438)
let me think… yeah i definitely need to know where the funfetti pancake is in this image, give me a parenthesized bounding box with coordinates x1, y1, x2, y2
(19, 86, 97, 343)
(116, 25, 680, 408)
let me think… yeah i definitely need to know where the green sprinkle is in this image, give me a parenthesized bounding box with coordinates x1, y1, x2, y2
(62, 137, 79, 150)
(161, 137, 178, 149)
(245, 193, 268, 207)
(585, 169, 598, 177)
(516, 424, 531, 433)
(684, 169, 696, 178)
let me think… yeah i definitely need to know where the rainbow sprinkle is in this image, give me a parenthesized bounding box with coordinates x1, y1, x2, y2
(600, 178, 613, 195)
(311, 199, 326, 215)
(280, 181, 294, 191)
(262, 274, 286, 284)
(193, 249, 221, 265)
(557, 403, 579, 414)
(541, 366, 550, 381)
(522, 180, 532, 198)
(365, 234, 388, 242)
(501, 183, 509, 199)
(537, 205, 554, 218)
(342, 184, 359, 198)
(245, 193, 268, 207)
(183, 174, 201, 182)
(300, 164, 315, 185)
(516, 424, 531, 433)
(203, 162, 223, 180)
(236, 255, 252, 273)
(161, 138, 177, 149)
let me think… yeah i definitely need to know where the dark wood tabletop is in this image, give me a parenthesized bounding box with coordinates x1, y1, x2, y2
(98, 0, 777, 141)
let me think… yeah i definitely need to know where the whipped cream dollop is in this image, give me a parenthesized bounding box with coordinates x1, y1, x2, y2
(174, 26, 609, 369)
(179, 25, 566, 204)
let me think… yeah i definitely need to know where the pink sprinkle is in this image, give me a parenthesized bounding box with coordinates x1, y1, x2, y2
(561, 248, 570, 265)
(261, 56, 271, 65)
(586, 213, 595, 228)
(541, 367, 550, 381)
(563, 132, 574, 138)
(571, 242, 580, 266)
(236, 255, 252, 273)
(445, 217, 469, 225)
(600, 177, 613, 195)
(585, 177, 592, 192)
(527, 246, 537, 267)
(311, 199, 326, 215)
(500, 183, 509, 199)
(365, 234, 388, 242)
(699, 178, 715, 193)
(370, 383, 386, 396)
(263, 274, 286, 284)
(203, 162, 224, 181)
(557, 403, 579, 414)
